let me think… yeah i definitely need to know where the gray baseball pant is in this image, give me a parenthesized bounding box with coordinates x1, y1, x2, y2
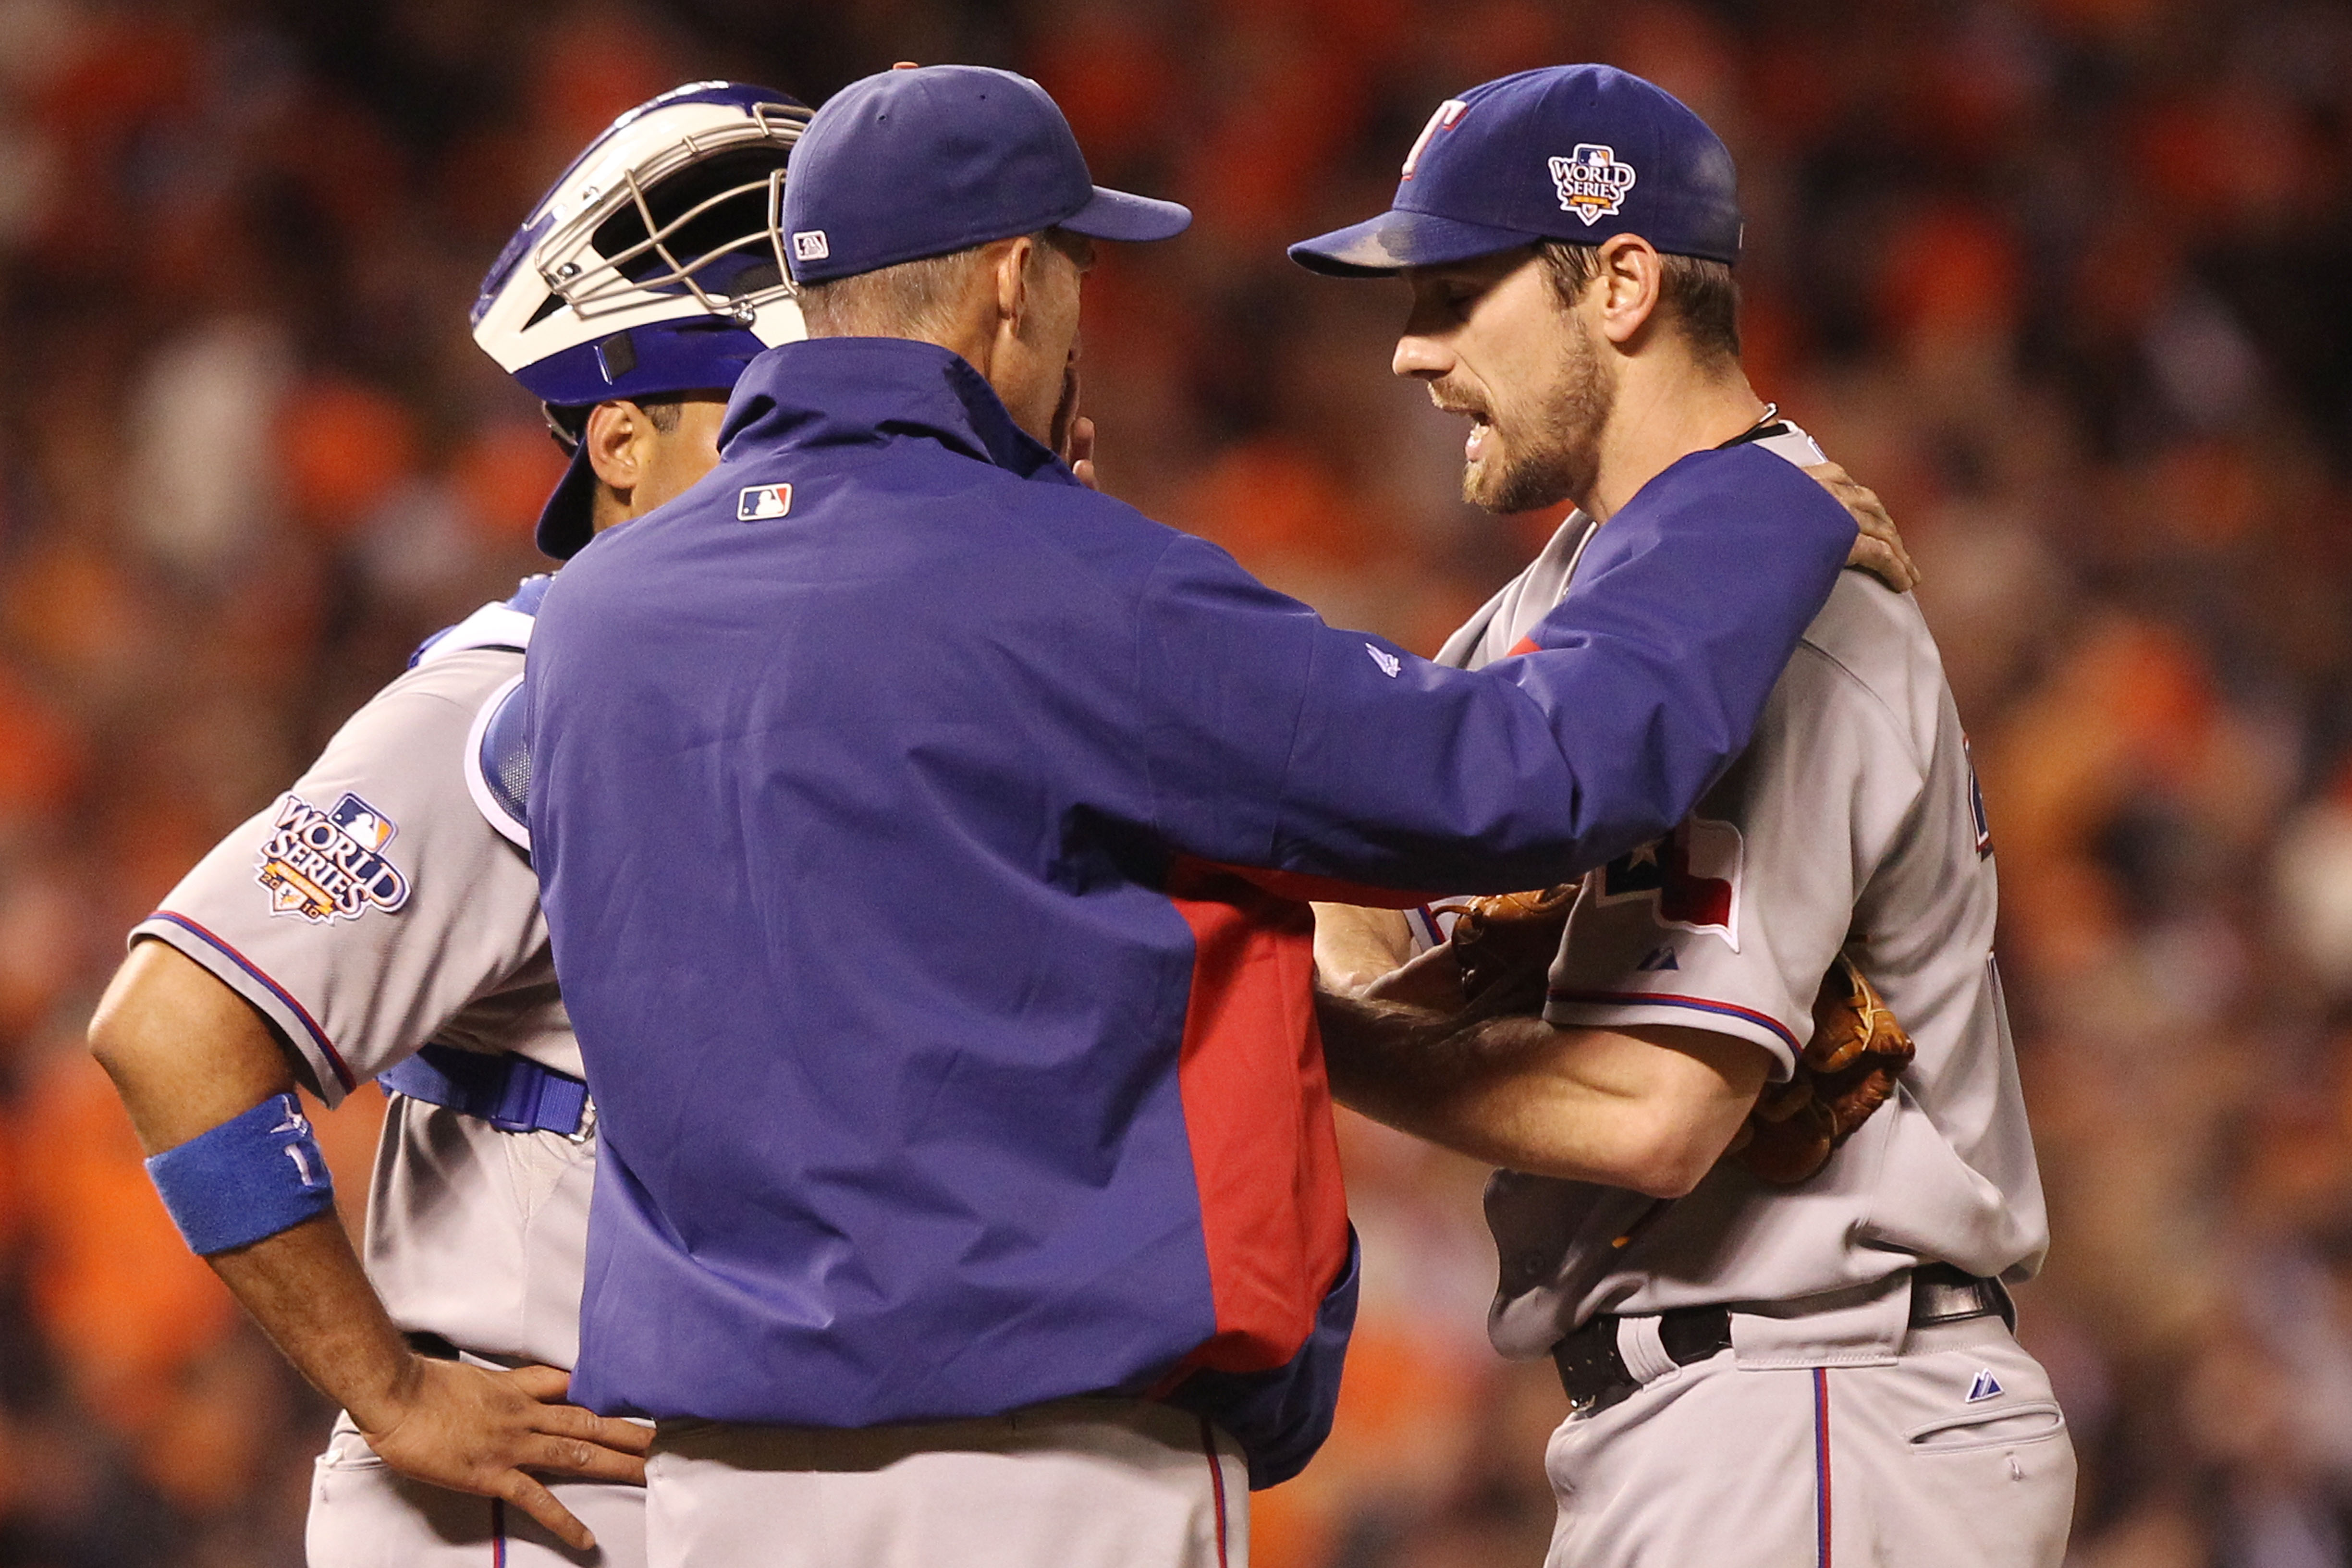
(1543, 1314, 2073, 1566)
(307, 1411, 648, 1568)
(643, 1396, 1246, 1568)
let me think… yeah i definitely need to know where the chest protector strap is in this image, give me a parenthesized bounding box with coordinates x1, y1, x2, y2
(381, 1043, 589, 1138)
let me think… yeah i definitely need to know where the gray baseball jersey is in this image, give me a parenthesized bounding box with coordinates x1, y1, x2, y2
(134, 594, 595, 1369)
(1436, 427, 2050, 1360)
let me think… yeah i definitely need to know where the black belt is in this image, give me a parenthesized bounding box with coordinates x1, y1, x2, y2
(1553, 1264, 2007, 1414)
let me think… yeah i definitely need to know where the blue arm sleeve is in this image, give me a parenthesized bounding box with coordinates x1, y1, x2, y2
(1138, 444, 1853, 892)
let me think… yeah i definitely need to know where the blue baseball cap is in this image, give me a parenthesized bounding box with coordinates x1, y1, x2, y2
(782, 65, 1191, 283)
(1289, 65, 1741, 277)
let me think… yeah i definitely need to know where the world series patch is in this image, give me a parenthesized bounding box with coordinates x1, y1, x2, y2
(256, 792, 411, 925)
(1549, 143, 1636, 224)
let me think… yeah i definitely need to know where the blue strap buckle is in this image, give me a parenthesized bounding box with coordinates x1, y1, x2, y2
(380, 1044, 591, 1138)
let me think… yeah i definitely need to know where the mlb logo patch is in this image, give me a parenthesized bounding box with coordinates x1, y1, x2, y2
(791, 230, 829, 262)
(1549, 144, 1638, 225)
(737, 484, 793, 521)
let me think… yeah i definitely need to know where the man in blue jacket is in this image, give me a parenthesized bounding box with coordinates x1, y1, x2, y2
(526, 63, 1897, 1568)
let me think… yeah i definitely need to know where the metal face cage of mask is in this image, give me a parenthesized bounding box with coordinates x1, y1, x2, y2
(530, 98, 814, 330)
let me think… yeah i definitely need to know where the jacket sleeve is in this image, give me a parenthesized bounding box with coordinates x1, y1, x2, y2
(1134, 444, 1855, 894)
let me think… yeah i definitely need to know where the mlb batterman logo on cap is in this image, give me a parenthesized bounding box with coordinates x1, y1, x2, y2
(782, 64, 1192, 284)
(1289, 64, 1742, 276)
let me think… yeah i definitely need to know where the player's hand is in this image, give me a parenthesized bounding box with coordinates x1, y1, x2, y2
(1053, 356, 1099, 490)
(1806, 461, 1919, 594)
(357, 1357, 652, 1551)
(1364, 940, 1471, 1012)
(1066, 414, 1099, 491)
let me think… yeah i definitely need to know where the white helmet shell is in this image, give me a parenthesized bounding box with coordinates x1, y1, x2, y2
(471, 81, 812, 409)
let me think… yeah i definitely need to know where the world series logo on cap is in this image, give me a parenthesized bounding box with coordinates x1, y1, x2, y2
(1549, 144, 1637, 224)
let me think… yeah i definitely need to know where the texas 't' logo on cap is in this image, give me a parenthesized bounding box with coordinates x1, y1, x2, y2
(1549, 143, 1638, 225)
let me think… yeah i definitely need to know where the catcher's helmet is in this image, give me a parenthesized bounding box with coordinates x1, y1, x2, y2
(472, 81, 813, 559)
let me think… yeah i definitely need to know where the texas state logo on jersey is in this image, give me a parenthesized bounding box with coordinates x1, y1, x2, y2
(254, 792, 411, 925)
(1592, 815, 1743, 951)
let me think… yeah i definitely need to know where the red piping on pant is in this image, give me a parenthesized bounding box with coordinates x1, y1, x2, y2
(1813, 1368, 1832, 1567)
(1200, 1417, 1230, 1568)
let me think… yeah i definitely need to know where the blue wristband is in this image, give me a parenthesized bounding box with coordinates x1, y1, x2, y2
(143, 1091, 336, 1256)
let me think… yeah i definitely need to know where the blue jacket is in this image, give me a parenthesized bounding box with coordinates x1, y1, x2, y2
(527, 337, 1852, 1485)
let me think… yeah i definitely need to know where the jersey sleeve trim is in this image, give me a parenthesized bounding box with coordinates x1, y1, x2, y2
(1545, 987, 1800, 1076)
(412, 602, 536, 670)
(133, 912, 358, 1104)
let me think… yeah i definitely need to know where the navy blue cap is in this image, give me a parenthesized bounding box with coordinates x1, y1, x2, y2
(1289, 65, 1740, 276)
(781, 65, 1191, 284)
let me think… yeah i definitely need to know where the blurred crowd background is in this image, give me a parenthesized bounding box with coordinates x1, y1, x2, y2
(0, 0, 2346, 1563)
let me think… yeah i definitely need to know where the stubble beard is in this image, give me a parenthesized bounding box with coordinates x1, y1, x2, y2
(1462, 317, 1617, 515)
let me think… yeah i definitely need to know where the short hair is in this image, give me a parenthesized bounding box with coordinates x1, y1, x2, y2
(1539, 241, 1740, 363)
(796, 229, 1084, 340)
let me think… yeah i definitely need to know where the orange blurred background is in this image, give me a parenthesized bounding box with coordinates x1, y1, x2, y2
(3, 1, 2351, 1564)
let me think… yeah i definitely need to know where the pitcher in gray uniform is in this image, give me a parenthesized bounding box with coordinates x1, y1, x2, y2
(85, 83, 812, 1566)
(1294, 66, 2072, 1566)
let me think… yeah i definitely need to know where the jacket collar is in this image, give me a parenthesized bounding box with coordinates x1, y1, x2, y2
(718, 336, 1078, 488)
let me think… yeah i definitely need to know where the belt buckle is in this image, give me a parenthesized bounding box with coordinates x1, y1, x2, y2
(1911, 1271, 2000, 1328)
(1553, 1322, 1632, 1416)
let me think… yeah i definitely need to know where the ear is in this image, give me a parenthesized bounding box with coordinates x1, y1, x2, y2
(993, 234, 1036, 338)
(583, 401, 648, 496)
(1592, 234, 1665, 347)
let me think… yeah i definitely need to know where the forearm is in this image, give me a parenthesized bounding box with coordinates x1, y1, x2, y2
(1317, 994, 1631, 1173)
(1316, 991, 1763, 1195)
(90, 940, 421, 1419)
(210, 1213, 423, 1424)
(90, 937, 646, 1544)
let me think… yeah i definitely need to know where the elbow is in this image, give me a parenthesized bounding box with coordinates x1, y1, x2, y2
(1606, 1103, 1734, 1199)
(1620, 1148, 1713, 1201)
(86, 996, 130, 1077)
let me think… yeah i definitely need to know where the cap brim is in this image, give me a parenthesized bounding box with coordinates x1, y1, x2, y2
(1288, 208, 1542, 277)
(535, 443, 599, 561)
(1061, 185, 1192, 243)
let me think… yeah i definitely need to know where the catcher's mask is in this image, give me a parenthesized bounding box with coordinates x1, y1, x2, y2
(471, 81, 812, 558)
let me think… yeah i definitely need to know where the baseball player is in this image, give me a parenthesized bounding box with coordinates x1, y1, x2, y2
(84, 82, 812, 1567)
(523, 65, 1914, 1568)
(1294, 66, 2073, 1566)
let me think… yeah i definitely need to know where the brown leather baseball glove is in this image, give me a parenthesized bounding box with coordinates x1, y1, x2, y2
(1447, 884, 1579, 1010)
(1729, 954, 1914, 1185)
